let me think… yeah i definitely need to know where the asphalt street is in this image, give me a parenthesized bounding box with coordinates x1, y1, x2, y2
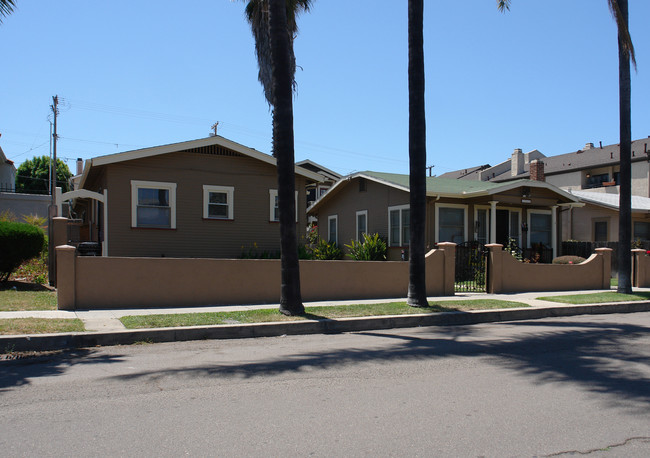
(1, 312, 649, 457)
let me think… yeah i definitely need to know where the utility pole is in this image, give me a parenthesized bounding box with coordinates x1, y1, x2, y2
(48, 95, 59, 286)
(426, 165, 434, 177)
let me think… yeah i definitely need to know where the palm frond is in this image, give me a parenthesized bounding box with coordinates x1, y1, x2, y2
(607, 0, 636, 70)
(496, 0, 511, 13)
(243, 0, 312, 106)
(0, 0, 16, 24)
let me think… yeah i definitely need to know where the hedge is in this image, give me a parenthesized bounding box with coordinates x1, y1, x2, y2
(0, 220, 45, 281)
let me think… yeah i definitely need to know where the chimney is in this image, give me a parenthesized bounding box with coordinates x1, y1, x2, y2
(511, 148, 524, 177)
(584, 142, 594, 150)
(530, 159, 545, 182)
(76, 158, 84, 175)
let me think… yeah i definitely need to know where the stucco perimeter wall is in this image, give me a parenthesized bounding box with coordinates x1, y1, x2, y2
(56, 243, 455, 310)
(632, 249, 650, 287)
(486, 244, 611, 294)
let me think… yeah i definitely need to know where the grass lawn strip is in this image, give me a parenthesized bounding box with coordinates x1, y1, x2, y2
(537, 291, 650, 305)
(0, 318, 85, 335)
(119, 299, 528, 329)
(0, 290, 57, 311)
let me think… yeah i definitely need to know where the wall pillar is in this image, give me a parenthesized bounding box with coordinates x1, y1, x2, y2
(436, 242, 456, 296)
(595, 247, 613, 289)
(485, 243, 504, 294)
(56, 245, 77, 310)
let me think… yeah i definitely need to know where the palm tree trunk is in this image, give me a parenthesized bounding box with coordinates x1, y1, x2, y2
(269, 0, 305, 315)
(616, 0, 632, 294)
(407, 0, 429, 307)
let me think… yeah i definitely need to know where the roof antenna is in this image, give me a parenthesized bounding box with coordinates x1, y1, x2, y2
(210, 122, 219, 137)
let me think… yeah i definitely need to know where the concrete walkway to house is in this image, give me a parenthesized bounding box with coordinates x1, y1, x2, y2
(2, 288, 650, 352)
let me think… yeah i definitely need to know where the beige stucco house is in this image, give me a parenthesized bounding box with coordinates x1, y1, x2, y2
(307, 171, 582, 261)
(57, 136, 322, 258)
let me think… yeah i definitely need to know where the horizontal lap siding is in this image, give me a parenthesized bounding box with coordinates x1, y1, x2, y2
(315, 178, 409, 252)
(105, 152, 308, 258)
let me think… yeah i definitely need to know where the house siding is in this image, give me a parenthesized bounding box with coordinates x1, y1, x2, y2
(313, 178, 409, 257)
(94, 151, 307, 258)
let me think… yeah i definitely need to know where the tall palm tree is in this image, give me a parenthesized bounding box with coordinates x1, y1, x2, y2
(0, 0, 16, 24)
(407, 0, 428, 307)
(243, 0, 312, 315)
(498, 0, 635, 294)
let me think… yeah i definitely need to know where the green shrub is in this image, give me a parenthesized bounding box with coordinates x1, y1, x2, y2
(552, 255, 586, 265)
(311, 239, 343, 260)
(345, 233, 387, 261)
(0, 221, 46, 281)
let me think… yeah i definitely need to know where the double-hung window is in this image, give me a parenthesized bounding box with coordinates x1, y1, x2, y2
(328, 215, 338, 244)
(269, 189, 298, 222)
(528, 211, 552, 247)
(388, 205, 409, 247)
(131, 180, 176, 229)
(436, 204, 467, 244)
(203, 185, 234, 220)
(356, 210, 368, 241)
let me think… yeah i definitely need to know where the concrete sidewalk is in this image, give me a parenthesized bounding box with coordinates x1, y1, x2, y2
(2, 288, 650, 352)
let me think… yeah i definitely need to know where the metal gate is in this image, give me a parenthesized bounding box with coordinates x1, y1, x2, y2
(455, 242, 488, 292)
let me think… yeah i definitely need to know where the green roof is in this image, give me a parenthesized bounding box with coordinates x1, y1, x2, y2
(361, 171, 529, 196)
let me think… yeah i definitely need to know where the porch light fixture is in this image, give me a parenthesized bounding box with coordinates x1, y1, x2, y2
(521, 199, 531, 204)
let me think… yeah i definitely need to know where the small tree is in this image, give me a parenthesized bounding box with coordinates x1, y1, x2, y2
(0, 220, 45, 281)
(15, 156, 72, 194)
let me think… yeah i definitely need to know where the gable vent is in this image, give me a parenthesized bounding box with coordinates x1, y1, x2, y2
(186, 144, 244, 157)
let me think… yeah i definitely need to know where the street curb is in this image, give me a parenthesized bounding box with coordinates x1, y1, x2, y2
(2, 301, 650, 352)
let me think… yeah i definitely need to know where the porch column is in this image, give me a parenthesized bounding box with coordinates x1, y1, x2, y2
(552, 205, 558, 259)
(102, 189, 108, 257)
(489, 201, 498, 244)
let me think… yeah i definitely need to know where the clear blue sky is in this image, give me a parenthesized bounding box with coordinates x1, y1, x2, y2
(1, 1, 648, 177)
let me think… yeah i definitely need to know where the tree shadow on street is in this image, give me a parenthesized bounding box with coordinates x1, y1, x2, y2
(0, 349, 126, 391)
(107, 315, 650, 409)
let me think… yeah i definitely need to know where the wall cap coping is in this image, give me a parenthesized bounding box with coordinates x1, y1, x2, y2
(56, 245, 77, 251)
(594, 247, 613, 252)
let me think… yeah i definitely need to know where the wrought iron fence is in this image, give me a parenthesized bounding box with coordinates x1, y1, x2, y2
(455, 241, 488, 292)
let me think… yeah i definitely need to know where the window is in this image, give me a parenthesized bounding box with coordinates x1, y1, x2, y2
(529, 211, 551, 247)
(356, 210, 368, 241)
(269, 189, 298, 222)
(131, 180, 176, 229)
(594, 221, 608, 242)
(633, 222, 650, 241)
(436, 204, 467, 244)
(586, 173, 610, 189)
(509, 210, 521, 247)
(318, 186, 330, 198)
(388, 205, 409, 247)
(202, 185, 234, 220)
(475, 208, 488, 244)
(328, 215, 338, 244)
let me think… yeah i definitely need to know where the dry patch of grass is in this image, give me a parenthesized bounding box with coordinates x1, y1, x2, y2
(120, 299, 527, 329)
(0, 318, 84, 335)
(0, 290, 57, 311)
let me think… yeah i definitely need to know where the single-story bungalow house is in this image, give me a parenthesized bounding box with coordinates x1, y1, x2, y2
(56, 135, 323, 258)
(307, 171, 582, 261)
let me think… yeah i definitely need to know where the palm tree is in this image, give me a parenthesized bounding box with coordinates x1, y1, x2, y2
(498, 1, 635, 294)
(243, 0, 312, 315)
(0, 0, 16, 24)
(406, 0, 428, 307)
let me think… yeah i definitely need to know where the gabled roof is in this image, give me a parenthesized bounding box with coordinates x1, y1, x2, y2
(437, 164, 490, 180)
(569, 189, 650, 212)
(0, 146, 16, 168)
(80, 135, 324, 188)
(295, 159, 341, 181)
(308, 171, 580, 213)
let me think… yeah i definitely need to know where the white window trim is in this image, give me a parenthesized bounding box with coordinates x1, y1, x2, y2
(435, 203, 468, 244)
(131, 180, 177, 229)
(527, 209, 552, 248)
(328, 214, 338, 244)
(388, 204, 409, 247)
(203, 185, 234, 220)
(269, 189, 299, 222)
(356, 210, 368, 241)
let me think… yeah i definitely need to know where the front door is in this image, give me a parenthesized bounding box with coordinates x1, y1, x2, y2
(496, 210, 509, 245)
